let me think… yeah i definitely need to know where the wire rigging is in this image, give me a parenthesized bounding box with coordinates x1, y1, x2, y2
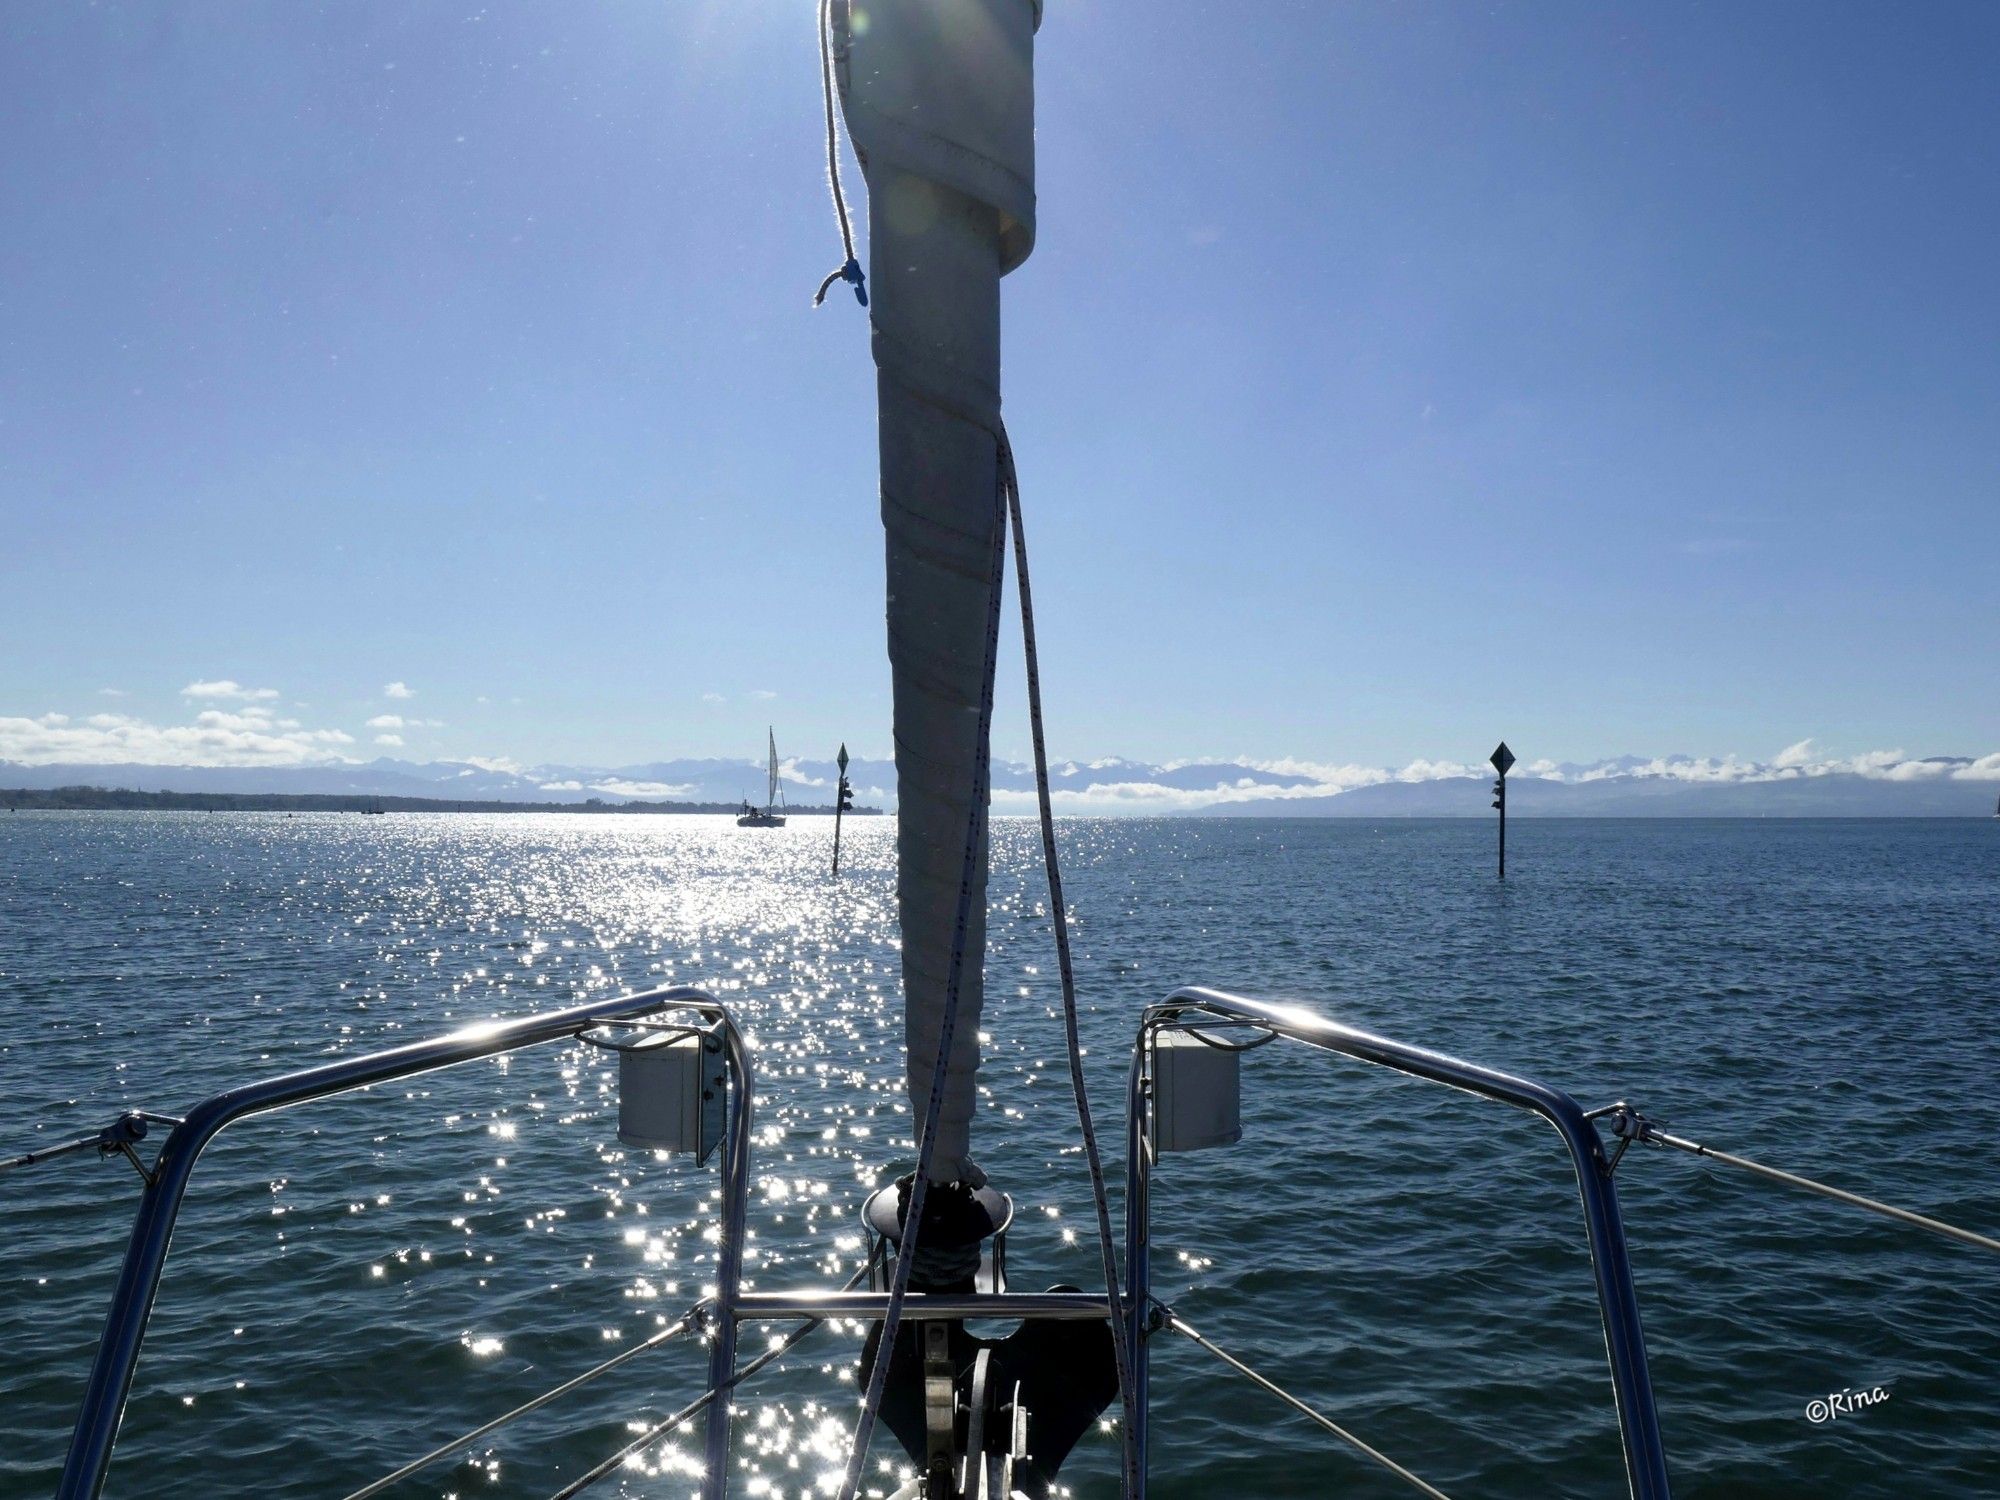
(1161, 1305, 1454, 1500)
(341, 1308, 704, 1500)
(551, 1259, 879, 1500)
(1604, 1106, 2000, 1255)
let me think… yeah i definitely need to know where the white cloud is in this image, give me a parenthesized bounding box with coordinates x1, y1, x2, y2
(979, 742, 2000, 813)
(7, 697, 1995, 811)
(0, 709, 352, 767)
(0, 687, 512, 774)
(455, 755, 521, 774)
(1597, 755, 1756, 784)
(1510, 745, 1987, 788)
(195, 708, 301, 733)
(1396, 757, 1479, 782)
(1773, 738, 1816, 769)
(591, 778, 697, 799)
(702, 692, 726, 704)
(183, 679, 279, 701)
(780, 759, 829, 789)
(383, 681, 415, 699)
(988, 777, 1347, 815)
(750, 689, 777, 701)
(1884, 758, 1951, 781)
(97, 688, 127, 698)
(1838, 749, 1908, 776)
(1230, 756, 1395, 791)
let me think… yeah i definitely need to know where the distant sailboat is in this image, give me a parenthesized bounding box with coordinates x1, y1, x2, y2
(736, 728, 788, 827)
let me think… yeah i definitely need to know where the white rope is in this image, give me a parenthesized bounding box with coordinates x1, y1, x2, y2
(813, 0, 866, 307)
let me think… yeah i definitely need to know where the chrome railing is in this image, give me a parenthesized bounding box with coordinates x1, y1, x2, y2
(56, 985, 748, 1500)
(1126, 986, 1671, 1500)
(45, 982, 1670, 1500)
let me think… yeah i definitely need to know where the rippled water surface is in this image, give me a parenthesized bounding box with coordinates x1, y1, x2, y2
(3, 813, 1997, 1499)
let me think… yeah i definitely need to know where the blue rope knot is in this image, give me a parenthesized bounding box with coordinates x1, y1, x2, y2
(814, 255, 868, 308)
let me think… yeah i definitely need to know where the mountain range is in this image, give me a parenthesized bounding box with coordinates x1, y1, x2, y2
(4, 749, 1996, 817)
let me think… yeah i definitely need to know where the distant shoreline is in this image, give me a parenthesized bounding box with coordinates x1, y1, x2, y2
(1, 786, 881, 816)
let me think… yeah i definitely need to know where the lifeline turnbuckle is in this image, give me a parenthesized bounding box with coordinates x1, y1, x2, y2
(0, 1111, 180, 1188)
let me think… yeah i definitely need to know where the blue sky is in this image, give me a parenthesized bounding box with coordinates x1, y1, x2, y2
(2, 2, 1995, 775)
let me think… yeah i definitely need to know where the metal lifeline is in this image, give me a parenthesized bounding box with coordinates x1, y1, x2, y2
(1594, 1103, 2000, 1256)
(1125, 987, 1673, 1500)
(1155, 1305, 1453, 1500)
(42, 980, 1694, 1500)
(36, 978, 1999, 1497)
(53, 986, 753, 1500)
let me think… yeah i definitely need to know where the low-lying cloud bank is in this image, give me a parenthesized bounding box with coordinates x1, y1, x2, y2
(980, 748, 2000, 816)
(2, 707, 354, 766)
(982, 743, 2000, 814)
(1, 703, 1995, 817)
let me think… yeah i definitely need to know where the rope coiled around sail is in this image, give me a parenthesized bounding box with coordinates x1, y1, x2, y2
(831, 402, 1010, 1500)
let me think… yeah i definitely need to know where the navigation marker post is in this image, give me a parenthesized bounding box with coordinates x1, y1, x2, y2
(832, 743, 853, 877)
(1490, 741, 1515, 881)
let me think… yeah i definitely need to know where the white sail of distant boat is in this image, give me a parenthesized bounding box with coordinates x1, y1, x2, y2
(736, 728, 787, 827)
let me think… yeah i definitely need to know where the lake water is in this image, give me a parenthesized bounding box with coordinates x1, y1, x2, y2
(2, 813, 1996, 1499)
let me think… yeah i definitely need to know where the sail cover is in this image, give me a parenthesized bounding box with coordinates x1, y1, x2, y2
(835, 0, 1038, 1183)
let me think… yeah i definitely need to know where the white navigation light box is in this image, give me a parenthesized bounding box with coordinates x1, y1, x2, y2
(616, 1027, 727, 1162)
(1150, 1028, 1243, 1153)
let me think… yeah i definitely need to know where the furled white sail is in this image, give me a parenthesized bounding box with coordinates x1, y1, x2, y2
(835, 0, 1038, 1183)
(767, 727, 780, 809)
